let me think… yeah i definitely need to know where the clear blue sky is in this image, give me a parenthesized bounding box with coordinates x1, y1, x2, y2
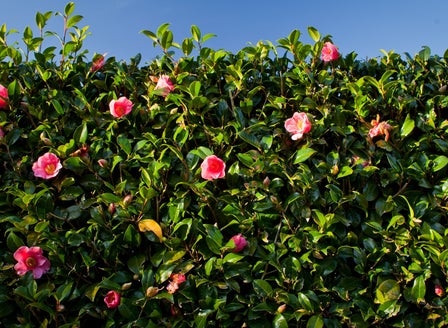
(2, 0, 447, 63)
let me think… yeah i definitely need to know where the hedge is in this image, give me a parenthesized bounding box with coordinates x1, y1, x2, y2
(1, 2, 448, 327)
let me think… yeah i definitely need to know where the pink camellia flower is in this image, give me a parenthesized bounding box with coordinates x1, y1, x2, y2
(13, 246, 50, 279)
(104, 290, 121, 309)
(230, 234, 248, 253)
(0, 84, 9, 109)
(435, 285, 444, 297)
(284, 112, 312, 141)
(32, 152, 62, 179)
(368, 115, 392, 141)
(166, 273, 186, 294)
(321, 42, 339, 62)
(109, 96, 133, 118)
(201, 155, 226, 180)
(90, 53, 107, 72)
(154, 75, 175, 97)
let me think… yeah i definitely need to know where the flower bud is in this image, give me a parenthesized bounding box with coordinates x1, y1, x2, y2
(277, 304, 287, 313)
(56, 303, 65, 312)
(108, 203, 116, 215)
(263, 176, 271, 188)
(123, 194, 133, 207)
(230, 234, 248, 253)
(170, 304, 181, 317)
(331, 164, 339, 175)
(40, 132, 52, 146)
(98, 159, 108, 168)
(146, 286, 159, 298)
(121, 282, 132, 291)
(435, 284, 444, 297)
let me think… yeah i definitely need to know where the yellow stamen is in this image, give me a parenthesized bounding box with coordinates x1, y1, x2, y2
(45, 164, 56, 175)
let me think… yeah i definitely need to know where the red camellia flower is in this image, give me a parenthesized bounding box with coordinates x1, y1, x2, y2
(32, 152, 62, 179)
(14, 246, 51, 279)
(167, 273, 186, 294)
(0, 83, 9, 109)
(154, 75, 175, 97)
(109, 96, 133, 118)
(284, 112, 312, 140)
(104, 290, 121, 309)
(368, 115, 392, 141)
(321, 42, 339, 62)
(201, 155, 226, 180)
(230, 234, 248, 253)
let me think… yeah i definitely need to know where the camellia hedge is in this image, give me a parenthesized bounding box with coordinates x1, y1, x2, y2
(2, 3, 448, 327)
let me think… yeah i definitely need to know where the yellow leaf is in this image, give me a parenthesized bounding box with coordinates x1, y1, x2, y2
(138, 219, 163, 242)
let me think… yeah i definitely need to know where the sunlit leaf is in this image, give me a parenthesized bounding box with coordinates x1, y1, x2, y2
(294, 147, 317, 164)
(433, 155, 448, 172)
(138, 219, 163, 242)
(307, 26, 320, 42)
(375, 279, 401, 303)
(401, 114, 415, 137)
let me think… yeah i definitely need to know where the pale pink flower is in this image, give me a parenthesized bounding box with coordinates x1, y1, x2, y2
(154, 75, 174, 97)
(104, 290, 121, 308)
(167, 273, 186, 294)
(13, 246, 50, 279)
(284, 112, 312, 140)
(0, 84, 9, 109)
(321, 42, 339, 62)
(201, 155, 226, 180)
(230, 234, 247, 253)
(109, 96, 133, 118)
(32, 152, 62, 179)
(90, 53, 107, 72)
(368, 115, 392, 141)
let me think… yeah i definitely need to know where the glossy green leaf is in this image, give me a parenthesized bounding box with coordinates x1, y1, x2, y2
(7, 232, 24, 251)
(273, 314, 288, 328)
(410, 275, 426, 304)
(294, 147, 317, 164)
(375, 279, 401, 303)
(401, 114, 415, 137)
(191, 25, 201, 42)
(307, 26, 320, 42)
(64, 2, 75, 16)
(433, 155, 448, 172)
(66, 14, 83, 28)
(73, 122, 88, 144)
(337, 165, 353, 178)
(253, 279, 273, 297)
(117, 134, 132, 155)
(306, 315, 324, 328)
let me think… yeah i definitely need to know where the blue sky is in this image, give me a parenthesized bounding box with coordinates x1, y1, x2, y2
(2, 0, 447, 63)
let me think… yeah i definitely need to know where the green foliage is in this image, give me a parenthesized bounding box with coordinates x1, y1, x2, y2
(1, 2, 448, 327)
